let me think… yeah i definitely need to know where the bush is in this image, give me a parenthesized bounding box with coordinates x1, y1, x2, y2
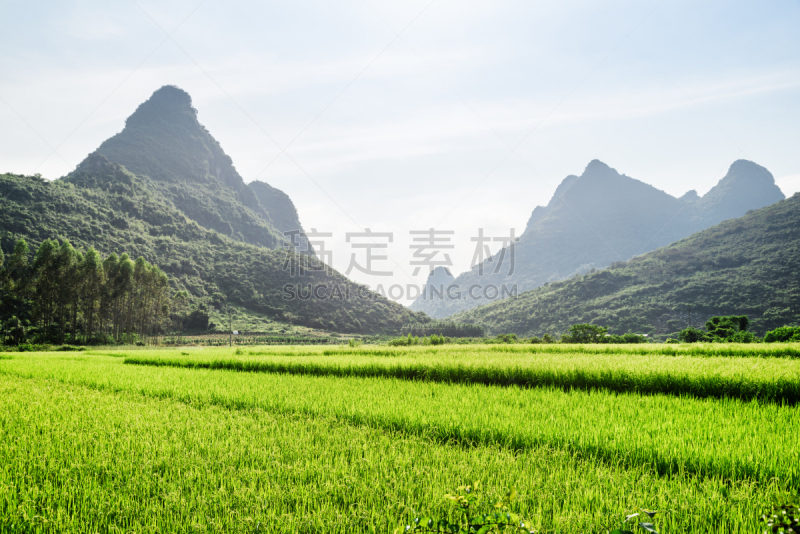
(495, 333, 518, 344)
(605, 333, 649, 344)
(562, 324, 607, 343)
(665, 338, 680, 344)
(706, 315, 749, 338)
(764, 326, 800, 343)
(680, 315, 761, 343)
(388, 334, 448, 346)
(397, 483, 532, 534)
(679, 327, 710, 343)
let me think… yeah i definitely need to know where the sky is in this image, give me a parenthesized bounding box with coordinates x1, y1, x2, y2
(1, 0, 799, 303)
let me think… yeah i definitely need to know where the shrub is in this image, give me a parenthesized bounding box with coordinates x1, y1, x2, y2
(562, 324, 607, 343)
(397, 483, 532, 534)
(679, 327, 710, 343)
(764, 326, 800, 343)
(706, 315, 749, 338)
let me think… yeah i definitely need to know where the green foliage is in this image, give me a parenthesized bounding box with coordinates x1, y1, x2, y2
(398, 483, 532, 534)
(561, 324, 607, 343)
(680, 315, 757, 343)
(2, 316, 27, 345)
(706, 315, 749, 337)
(560, 324, 647, 344)
(609, 510, 660, 534)
(402, 321, 485, 338)
(452, 194, 800, 337)
(764, 326, 800, 343)
(761, 500, 800, 534)
(606, 332, 649, 344)
(389, 334, 450, 346)
(679, 327, 710, 343)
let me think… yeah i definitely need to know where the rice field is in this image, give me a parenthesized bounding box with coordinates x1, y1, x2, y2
(125, 343, 800, 403)
(1, 344, 798, 533)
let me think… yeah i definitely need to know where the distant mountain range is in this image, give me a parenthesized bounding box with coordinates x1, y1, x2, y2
(0, 86, 426, 333)
(411, 159, 785, 318)
(450, 189, 800, 338)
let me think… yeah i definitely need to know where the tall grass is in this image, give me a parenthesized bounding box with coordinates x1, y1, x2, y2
(1, 374, 784, 533)
(3, 353, 800, 490)
(124, 347, 800, 403)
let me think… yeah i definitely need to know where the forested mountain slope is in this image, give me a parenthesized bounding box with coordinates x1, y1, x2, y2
(412, 159, 785, 318)
(450, 192, 800, 338)
(0, 157, 427, 333)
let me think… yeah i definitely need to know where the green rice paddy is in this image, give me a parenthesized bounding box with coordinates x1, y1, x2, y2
(1, 343, 798, 532)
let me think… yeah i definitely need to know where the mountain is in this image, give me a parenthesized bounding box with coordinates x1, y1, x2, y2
(412, 266, 461, 317)
(92, 85, 307, 251)
(449, 192, 800, 338)
(249, 181, 305, 237)
(410, 159, 785, 318)
(0, 87, 428, 333)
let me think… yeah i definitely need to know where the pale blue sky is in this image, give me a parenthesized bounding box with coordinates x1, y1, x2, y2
(1, 0, 799, 301)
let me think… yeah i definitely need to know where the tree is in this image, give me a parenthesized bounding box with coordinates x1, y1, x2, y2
(764, 326, 800, 343)
(32, 239, 58, 337)
(680, 315, 752, 343)
(3, 239, 32, 323)
(81, 248, 104, 342)
(3, 316, 26, 345)
(705, 315, 749, 339)
(563, 323, 607, 343)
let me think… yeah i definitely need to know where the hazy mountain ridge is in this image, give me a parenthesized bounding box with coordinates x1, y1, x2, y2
(410, 159, 785, 317)
(450, 191, 800, 337)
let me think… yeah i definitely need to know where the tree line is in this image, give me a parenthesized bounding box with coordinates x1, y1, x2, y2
(1, 238, 172, 345)
(401, 321, 485, 338)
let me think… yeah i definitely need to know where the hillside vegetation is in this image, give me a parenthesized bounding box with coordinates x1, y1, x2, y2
(451, 192, 800, 337)
(0, 161, 426, 334)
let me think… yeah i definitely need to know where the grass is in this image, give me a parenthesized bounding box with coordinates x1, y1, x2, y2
(1, 344, 797, 532)
(2, 351, 799, 488)
(122, 344, 800, 403)
(0, 375, 784, 533)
